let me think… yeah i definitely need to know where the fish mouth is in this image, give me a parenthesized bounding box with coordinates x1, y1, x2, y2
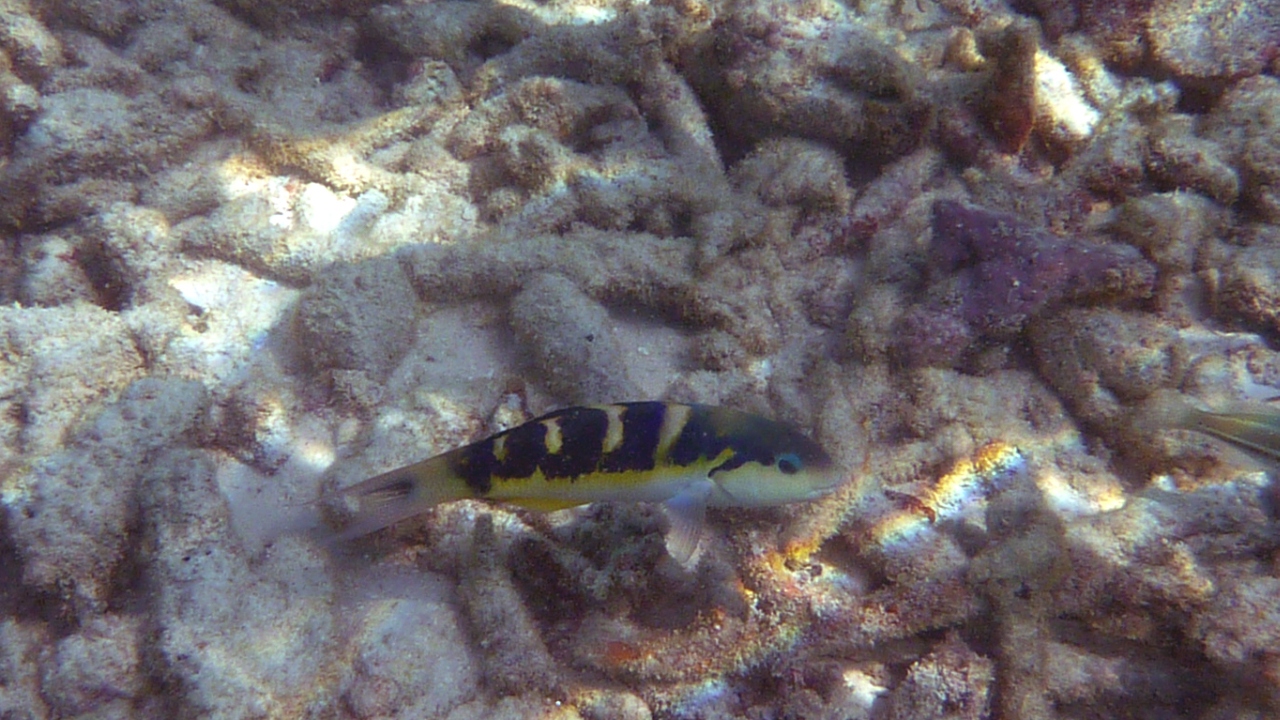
(803, 474, 848, 500)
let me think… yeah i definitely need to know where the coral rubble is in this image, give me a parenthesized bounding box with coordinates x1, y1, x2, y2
(1, 0, 1280, 718)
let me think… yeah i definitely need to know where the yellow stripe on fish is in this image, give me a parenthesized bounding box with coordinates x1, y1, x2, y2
(327, 402, 845, 564)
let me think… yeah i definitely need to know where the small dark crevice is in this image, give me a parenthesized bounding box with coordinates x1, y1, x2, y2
(354, 30, 412, 104)
(75, 240, 130, 311)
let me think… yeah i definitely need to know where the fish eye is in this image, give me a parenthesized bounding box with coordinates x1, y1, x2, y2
(777, 453, 801, 475)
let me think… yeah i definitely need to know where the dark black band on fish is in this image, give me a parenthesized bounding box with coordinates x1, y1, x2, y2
(600, 402, 665, 473)
(449, 445, 495, 496)
(672, 405, 785, 471)
(448, 405, 637, 491)
(538, 406, 608, 478)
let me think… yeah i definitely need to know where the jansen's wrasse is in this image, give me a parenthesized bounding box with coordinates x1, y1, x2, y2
(326, 402, 845, 564)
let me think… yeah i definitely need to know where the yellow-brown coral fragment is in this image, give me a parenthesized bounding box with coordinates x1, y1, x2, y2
(458, 514, 563, 697)
(980, 22, 1038, 155)
(883, 633, 994, 720)
(821, 442, 1025, 566)
(246, 104, 443, 198)
(572, 539, 817, 687)
(13, 0, 1280, 714)
(969, 479, 1071, 720)
(397, 231, 782, 355)
(870, 441, 1021, 546)
(566, 443, 1020, 695)
(510, 273, 642, 405)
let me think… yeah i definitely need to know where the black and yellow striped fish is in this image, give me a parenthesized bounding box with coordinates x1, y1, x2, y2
(328, 402, 844, 563)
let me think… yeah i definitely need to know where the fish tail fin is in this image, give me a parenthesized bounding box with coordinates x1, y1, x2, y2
(1134, 390, 1280, 471)
(1134, 389, 1205, 436)
(320, 456, 470, 543)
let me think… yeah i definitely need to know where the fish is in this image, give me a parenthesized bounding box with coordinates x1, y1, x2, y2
(324, 402, 844, 564)
(1139, 389, 1280, 466)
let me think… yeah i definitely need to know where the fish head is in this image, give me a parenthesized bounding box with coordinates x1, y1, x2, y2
(705, 421, 845, 507)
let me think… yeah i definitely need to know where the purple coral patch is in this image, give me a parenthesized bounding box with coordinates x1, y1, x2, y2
(934, 199, 1154, 332)
(894, 200, 1155, 368)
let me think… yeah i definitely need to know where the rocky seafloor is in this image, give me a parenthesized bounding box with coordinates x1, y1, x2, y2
(3, 0, 1280, 718)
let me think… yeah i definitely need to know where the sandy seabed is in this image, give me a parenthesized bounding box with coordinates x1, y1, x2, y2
(2, 0, 1280, 718)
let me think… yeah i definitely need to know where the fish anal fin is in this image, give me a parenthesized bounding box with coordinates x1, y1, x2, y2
(505, 497, 586, 512)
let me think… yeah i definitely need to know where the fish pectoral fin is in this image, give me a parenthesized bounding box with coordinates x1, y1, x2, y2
(505, 497, 587, 512)
(662, 481, 712, 568)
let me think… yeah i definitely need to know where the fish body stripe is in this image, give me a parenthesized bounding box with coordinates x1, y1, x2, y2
(655, 404, 691, 463)
(602, 405, 626, 453)
(448, 444, 495, 495)
(537, 407, 608, 479)
(449, 416, 559, 494)
(543, 420, 564, 454)
(447, 402, 680, 493)
(600, 402, 666, 473)
(670, 405, 778, 470)
(368, 477, 415, 502)
(447, 405, 643, 492)
(496, 418, 547, 479)
(448, 402, 809, 497)
(668, 405, 718, 466)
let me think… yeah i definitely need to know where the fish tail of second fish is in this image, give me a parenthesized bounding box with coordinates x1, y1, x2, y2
(320, 453, 473, 543)
(1135, 388, 1280, 468)
(1134, 389, 1206, 436)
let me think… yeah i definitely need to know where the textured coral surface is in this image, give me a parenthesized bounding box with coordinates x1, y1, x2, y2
(2, 0, 1280, 718)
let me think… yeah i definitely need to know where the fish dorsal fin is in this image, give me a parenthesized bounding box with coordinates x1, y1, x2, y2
(662, 480, 713, 568)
